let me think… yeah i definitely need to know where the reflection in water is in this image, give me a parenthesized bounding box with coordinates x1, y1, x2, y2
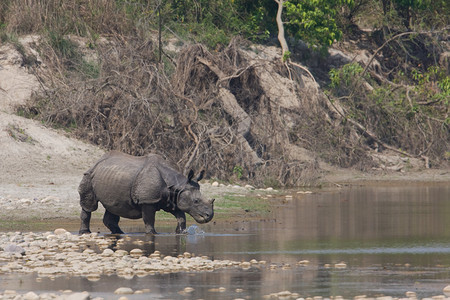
(1, 184, 450, 299)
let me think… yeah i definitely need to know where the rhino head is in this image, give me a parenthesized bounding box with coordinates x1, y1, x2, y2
(177, 170, 214, 224)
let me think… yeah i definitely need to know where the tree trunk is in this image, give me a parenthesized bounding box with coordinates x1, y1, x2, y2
(275, 0, 289, 61)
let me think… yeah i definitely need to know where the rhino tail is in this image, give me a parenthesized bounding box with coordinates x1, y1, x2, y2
(78, 172, 98, 212)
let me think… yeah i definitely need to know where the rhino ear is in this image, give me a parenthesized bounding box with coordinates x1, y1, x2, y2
(187, 169, 194, 182)
(196, 170, 205, 182)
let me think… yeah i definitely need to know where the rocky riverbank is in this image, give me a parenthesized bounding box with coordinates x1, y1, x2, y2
(0, 228, 261, 299)
(2, 228, 450, 300)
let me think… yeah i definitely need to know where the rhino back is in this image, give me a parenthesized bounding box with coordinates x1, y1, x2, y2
(91, 152, 147, 218)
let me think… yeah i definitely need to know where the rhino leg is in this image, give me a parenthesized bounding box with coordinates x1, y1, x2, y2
(103, 210, 124, 234)
(79, 209, 92, 234)
(171, 210, 186, 234)
(79, 173, 98, 235)
(142, 204, 157, 234)
(78, 173, 99, 212)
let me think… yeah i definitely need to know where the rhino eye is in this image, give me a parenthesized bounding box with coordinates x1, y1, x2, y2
(194, 199, 200, 204)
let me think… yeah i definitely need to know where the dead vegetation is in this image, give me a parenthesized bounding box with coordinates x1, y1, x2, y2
(14, 28, 449, 187)
(1, 0, 444, 188)
(16, 35, 325, 186)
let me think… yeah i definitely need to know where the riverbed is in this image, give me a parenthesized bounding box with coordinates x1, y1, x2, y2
(1, 183, 450, 299)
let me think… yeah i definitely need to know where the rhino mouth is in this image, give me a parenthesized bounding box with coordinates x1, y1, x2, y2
(193, 212, 214, 224)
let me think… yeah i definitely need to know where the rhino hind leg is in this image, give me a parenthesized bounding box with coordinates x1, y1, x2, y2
(78, 173, 98, 235)
(103, 210, 124, 234)
(78, 173, 99, 212)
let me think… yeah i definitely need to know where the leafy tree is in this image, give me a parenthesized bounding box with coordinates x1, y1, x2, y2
(283, 0, 355, 54)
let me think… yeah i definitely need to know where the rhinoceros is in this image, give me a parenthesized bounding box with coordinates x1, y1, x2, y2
(78, 151, 214, 234)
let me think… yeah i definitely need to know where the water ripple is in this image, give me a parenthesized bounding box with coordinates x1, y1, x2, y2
(226, 244, 450, 255)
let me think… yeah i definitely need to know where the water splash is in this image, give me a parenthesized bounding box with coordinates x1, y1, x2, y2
(186, 225, 205, 235)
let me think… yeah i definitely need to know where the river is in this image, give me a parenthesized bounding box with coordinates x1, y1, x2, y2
(1, 183, 450, 299)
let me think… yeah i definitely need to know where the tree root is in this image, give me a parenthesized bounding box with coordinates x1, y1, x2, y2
(197, 56, 262, 166)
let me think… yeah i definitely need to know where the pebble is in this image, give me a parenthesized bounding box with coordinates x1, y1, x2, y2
(335, 262, 347, 269)
(23, 291, 39, 300)
(298, 260, 310, 266)
(66, 292, 91, 300)
(114, 287, 134, 294)
(130, 248, 144, 258)
(54, 228, 67, 235)
(297, 191, 313, 194)
(3, 243, 25, 254)
(40, 196, 60, 203)
(444, 285, 450, 296)
(406, 291, 417, 298)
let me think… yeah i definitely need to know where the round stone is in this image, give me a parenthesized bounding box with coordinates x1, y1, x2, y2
(114, 287, 134, 294)
(443, 285, 450, 296)
(130, 248, 144, 258)
(54, 228, 67, 235)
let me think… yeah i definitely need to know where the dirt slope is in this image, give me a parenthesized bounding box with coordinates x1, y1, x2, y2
(0, 38, 104, 221)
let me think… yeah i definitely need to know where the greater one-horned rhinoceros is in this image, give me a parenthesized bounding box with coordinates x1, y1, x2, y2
(78, 151, 214, 234)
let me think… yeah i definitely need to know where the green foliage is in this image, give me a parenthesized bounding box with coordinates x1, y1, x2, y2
(185, 22, 230, 50)
(327, 59, 449, 166)
(381, 0, 449, 29)
(164, 0, 242, 49)
(282, 50, 291, 62)
(284, 0, 354, 54)
(79, 60, 101, 79)
(238, 4, 272, 41)
(412, 66, 450, 105)
(48, 31, 79, 60)
(233, 165, 244, 180)
(233, 0, 278, 42)
(329, 63, 365, 95)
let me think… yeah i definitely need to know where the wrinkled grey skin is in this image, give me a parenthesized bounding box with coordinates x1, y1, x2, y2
(78, 151, 214, 234)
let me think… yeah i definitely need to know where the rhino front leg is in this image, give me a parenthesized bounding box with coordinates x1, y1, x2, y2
(171, 210, 186, 234)
(142, 204, 157, 234)
(103, 210, 124, 234)
(79, 208, 92, 234)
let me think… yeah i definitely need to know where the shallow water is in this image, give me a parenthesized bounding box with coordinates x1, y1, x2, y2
(2, 183, 450, 299)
